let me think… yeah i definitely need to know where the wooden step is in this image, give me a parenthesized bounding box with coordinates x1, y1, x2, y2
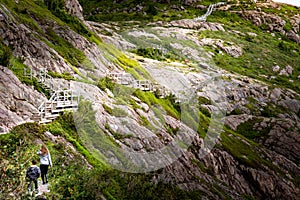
(45, 114, 60, 120)
(55, 104, 78, 109)
(31, 116, 41, 121)
(51, 108, 76, 114)
(39, 119, 52, 124)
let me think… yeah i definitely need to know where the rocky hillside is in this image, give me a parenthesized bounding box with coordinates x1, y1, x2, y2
(0, 0, 299, 199)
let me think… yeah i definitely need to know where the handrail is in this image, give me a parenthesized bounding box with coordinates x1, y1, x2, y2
(195, 2, 226, 21)
(37, 89, 79, 116)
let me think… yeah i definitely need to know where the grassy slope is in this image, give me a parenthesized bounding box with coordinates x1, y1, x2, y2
(80, 0, 300, 93)
(0, 111, 207, 199)
(205, 10, 300, 93)
(1, 0, 299, 199)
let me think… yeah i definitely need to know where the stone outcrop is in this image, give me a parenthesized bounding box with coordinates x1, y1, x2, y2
(0, 1, 300, 199)
(199, 38, 242, 57)
(239, 10, 300, 44)
(149, 19, 225, 31)
(64, 0, 84, 21)
(0, 4, 74, 73)
(0, 66, 46, 133)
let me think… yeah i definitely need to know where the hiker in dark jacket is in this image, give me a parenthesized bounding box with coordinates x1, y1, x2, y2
(37, 144, 52, 184)
(26, 159, 41, 193)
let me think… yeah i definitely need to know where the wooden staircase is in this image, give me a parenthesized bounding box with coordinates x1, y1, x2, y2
(195, 2, 226, 21)
(106, 72, 169, 95)
(32, 90, 79, 124)
(26, 67, 79, 124)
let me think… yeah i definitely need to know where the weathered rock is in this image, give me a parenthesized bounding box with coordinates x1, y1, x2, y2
(64, 0, 84, 21)
(278, 99, 300, 112)
(269, 88, 282, 101)
(286, 30, 300, 44)
(225, 114, 253, 131)
(285, 65, 293, 75)
(272, 65, 280, 72)
(155, 19, 225, 31)
(0, 66, 46, 132)
(199, 38, 242, 57)
(239, 10, 300, 44)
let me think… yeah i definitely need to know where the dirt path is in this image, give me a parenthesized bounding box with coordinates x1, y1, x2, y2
(33, 180, 50, 197)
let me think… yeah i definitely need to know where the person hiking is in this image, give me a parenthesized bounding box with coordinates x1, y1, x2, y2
(26, 159, 41, 193)
(37, 144, 52, 185)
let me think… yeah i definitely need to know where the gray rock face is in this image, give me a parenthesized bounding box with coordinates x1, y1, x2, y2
(0, 5, 74, 73)
(199, 38, 242, 57)
(0, 66, 46, 133)
(264, 120, 300, 163)
(225, 114, 253, 131)
(0, 1, 299, 199)
(65, 0, 84, 21)
(150, 19, 225, 31)
(240, 10, 300, 44)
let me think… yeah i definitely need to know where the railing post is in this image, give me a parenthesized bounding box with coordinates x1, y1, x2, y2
(43, 68, 46, 83)
(30, 68, 33, 80)
(64, 90, 66, 104)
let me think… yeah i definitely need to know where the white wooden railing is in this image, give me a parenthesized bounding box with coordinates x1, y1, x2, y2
(195, 2, 226, 21)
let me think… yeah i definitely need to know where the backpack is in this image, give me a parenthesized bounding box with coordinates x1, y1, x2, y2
(26, 167, 40, 179)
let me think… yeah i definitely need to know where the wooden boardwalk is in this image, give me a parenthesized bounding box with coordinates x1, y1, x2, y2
(105, 72, 170, 96)
(26, 67, 184, 124)
(25, 67, 79, 124)
(195, 2, 226, 21)
(32, 89, 79, 124)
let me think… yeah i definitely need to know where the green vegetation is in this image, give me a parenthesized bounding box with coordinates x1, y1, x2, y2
(46, 103, 206, 199)
(47, 111, 106, 168)
(112, 107, 128, 117)
(0, 0, 102, 72)
(236, 118, 271, 140)
(200, 10, 300, 93)
(0, 123, 45, 199)
(98, 42, 152, 80)
(1, 0, 300, 199)
(131, 47, 183, 62)
(260, 103, 288, 118)
(8, 58, 51, 98)
(220, 129, 275, 170)
(198, 96, 211, 105)
(48, 70, 75, 81)
(44, 28, 86, 67)
(0, 40, 12, 66)
(98, 77, 116, 91)
(0, 116, 206, 199)
(133, 48, 165, 61)
(134, 90, 180, 119)
(44, 0, 92, 39)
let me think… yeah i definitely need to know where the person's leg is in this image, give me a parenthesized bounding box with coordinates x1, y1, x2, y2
(28, 179, 33, 191)
(44, 165, 49, 183)
(34, 179, 38, 189)
(40, 165, 47, 184)
(34, 179, 39, 193)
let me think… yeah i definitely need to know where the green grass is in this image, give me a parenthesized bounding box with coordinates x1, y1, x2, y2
(134, 90, 180, 119)
(199, 12, 300, 93)
(79, 0, 200, 23)
(0, 40, 12, 66)
(44, 27, 86, 67)
(221, 129, 273, 169)
(47, 112, 107, 168)
(48, 70, 75, 81)
(8, 58, 51, 98)
(0, 123, 46, 199)
(98, 42, 152, 80)
(236, 117, 271, 140)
